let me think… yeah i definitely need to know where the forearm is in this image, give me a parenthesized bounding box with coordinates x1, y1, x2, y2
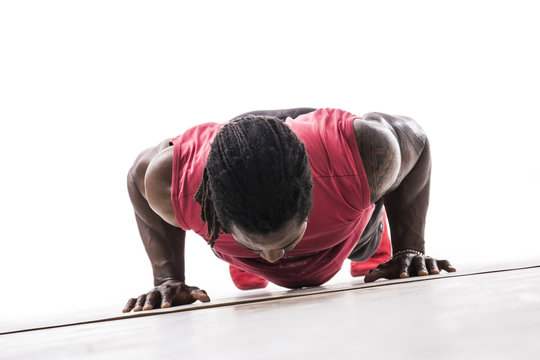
(128, 176, 186, 286)
(134, 213, 186, 286)
(383, 139, 431, 254)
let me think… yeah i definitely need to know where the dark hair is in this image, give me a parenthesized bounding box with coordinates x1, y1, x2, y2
(194, 115, 313, 247)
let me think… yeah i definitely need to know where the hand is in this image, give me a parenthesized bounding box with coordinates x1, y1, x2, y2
(122, 280, 210, 313)
(364, 251, 456, 283)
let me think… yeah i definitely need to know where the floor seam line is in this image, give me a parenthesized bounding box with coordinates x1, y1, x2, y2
(2, 264, 539, 336)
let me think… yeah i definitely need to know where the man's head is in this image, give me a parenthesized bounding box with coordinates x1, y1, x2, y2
(195, 115, 313, 260)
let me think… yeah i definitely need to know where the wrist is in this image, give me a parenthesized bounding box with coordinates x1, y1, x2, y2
(392, 248, 424, 258)
(155, 276, 185, 287)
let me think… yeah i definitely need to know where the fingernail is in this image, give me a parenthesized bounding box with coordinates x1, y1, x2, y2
(418, 270, 429, 276)
(161, 302, 171, 308)
(399, 272, 409, 278)
(142, 305, 153, 311)
(133, 306, 142, 312)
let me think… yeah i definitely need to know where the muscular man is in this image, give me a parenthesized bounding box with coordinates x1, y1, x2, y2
(123, 108, 455, 312)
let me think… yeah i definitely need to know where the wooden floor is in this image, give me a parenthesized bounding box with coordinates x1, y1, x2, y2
(2, 265, 540, 359)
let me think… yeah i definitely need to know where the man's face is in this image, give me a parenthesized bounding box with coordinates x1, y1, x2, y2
(229, 217, 308, 263)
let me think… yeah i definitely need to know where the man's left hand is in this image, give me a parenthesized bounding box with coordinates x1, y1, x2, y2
(364, 252, 456, 283)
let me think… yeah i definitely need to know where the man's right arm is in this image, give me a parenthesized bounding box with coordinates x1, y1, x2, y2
(127, 139, 185, 285)
(124, 139, 209, 312)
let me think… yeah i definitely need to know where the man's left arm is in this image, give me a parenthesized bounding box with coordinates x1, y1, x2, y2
(353, 112, 455, 282)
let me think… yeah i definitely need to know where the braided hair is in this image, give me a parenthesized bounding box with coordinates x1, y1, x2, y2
(194, 115, 313, 247)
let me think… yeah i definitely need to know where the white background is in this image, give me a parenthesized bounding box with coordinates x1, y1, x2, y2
(1, 0, 539, 327)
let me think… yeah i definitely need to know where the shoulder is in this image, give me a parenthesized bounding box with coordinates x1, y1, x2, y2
(144, 143, 174, 193)
(128, 139, 171, 195)
(144, 144, 177, 226)
(353, 114, 401, 203)
(352, 112, 429, 203)
(128, 138, 177, 226)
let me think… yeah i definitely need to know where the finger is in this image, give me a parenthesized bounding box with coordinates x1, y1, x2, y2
(132, 294, 147, 312)
(143, 291, 161, 311)
(190, 289, 211, 303)
(161, 287, 174, 309)
(364, 268, 388, 283)
(399, 258, 411, 278)
(411, 256, 429, 276)
(437, 259, 457, 273)
(425, 257, 440, 275)
(122, 298, 137, 313)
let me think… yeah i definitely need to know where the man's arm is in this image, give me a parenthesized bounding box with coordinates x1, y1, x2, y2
(123, 139, 209, 312)
(353, 113, 455, 281)
(127, 140, 186, 285)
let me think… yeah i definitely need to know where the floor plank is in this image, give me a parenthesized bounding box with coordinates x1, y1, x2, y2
(2, 266, 540, 359)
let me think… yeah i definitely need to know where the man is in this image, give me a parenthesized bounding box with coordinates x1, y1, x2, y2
(123, 107, 455, 312)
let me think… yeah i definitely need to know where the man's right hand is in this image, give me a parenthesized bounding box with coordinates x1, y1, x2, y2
(122, 280, 210, 313)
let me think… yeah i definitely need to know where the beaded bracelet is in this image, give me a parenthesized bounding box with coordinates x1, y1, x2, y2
(393, 249, 424, 258)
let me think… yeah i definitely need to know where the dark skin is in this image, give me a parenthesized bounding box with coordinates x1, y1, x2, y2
(355, 113, 455, 281)
(123, 111, 455, 313)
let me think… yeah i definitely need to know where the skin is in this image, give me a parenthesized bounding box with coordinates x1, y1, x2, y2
(229, 218, 308, 263)
(354, 113, 455, 281)
(123, 111, 455, 313)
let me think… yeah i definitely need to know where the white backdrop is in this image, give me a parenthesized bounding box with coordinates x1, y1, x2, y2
(1, 0, 539, 326)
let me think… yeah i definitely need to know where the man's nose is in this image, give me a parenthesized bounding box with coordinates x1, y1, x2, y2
(260, 249, 285, 263)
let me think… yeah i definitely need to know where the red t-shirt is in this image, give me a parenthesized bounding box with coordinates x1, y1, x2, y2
(170, 108, 374, 288)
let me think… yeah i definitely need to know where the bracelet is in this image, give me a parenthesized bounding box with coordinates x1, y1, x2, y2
(393, 249, 424, 258)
